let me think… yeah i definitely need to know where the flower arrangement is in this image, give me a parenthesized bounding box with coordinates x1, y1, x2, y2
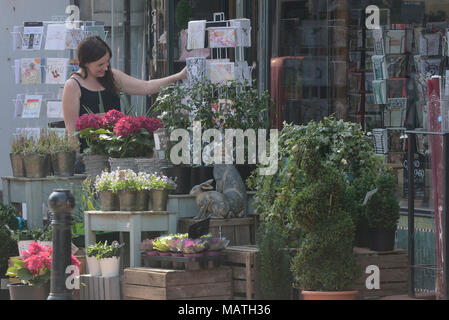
(6, 241, 80, 287)
(200, 234, 230, 251)
(96, 241, 124, 259)
(94, 169, 120, 193)
(76, 109, 164, 158)
(148, 173, 177, 190)
(111, 169, 140, 192)
(181, 238, 207, 255)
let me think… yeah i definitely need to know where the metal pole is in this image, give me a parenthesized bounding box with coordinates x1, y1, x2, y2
(47, 189, 75, 300)
(407, 133, 416, 297)
(443, 133, 449, 300)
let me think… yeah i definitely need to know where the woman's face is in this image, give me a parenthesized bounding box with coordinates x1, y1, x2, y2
(85, 52, 110, 78)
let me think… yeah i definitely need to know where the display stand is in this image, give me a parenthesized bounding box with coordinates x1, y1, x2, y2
(84, 210, 177, 268)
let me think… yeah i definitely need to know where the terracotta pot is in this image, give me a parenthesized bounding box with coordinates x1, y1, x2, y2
(8, 282, 50, 300)
(301, 290, 358, 300)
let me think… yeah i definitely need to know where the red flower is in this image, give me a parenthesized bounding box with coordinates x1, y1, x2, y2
(113, 116, 140, 137)
(136, 116, 163, 133)
(75, 114, 103, 131)
(103, 109, 125, 127)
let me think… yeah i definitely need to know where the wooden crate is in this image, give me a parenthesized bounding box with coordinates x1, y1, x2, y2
(224, 245, 259, 300)
(122, 267, 232, 300)
(177, 216, 257, 246)
(79, 275, 121, 300)
(354, 247, 408, 299)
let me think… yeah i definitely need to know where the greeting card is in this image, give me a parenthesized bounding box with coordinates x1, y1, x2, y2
(372, 55, 388, 80)
(384, 98, 407, 127)
(46, 100, 63, 118)
(372, 80, 387, 104)
(65, 28, 84, 50)
(45, 58, 68, 84)
(186, 57, 206, 87)
(207, 61, 234, 84)
(419, 32, 441, 56)
(22, 95, 43, 119)
(230, 18, 251, 47)
(208, 27, 237, 48)
(387, 78, 407, 98)
(45, 24, 67, 50)
(20, 58, 41, 84)
(187, 20, 207, 50)
(22, 22, 44, 50)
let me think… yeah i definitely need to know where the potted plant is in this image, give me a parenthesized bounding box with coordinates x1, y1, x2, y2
(181, 238, 207, 257)
(10, 133, 27, 177)
(6, 241, 80, 300)
(21, 131, 52, 178)
(105, 115, 163, 171)
(135, 172, 151, 211)
(153, 84, 193, 195)
(76, 112, 112, 177)
(97, 241, 124, 277)
(148, 173, 177, 211)
(108, 169, 140, 211)
(365, 171, 400, 252)
(94, 170, 119, 211)
(47, 131, 79, 177)
(85, 242, 102, 276)
(290, 162, 362, 300)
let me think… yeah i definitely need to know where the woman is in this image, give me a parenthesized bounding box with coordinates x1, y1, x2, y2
(62, 36, 187, 137)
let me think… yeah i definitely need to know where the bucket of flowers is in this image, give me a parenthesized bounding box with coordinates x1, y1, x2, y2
(148, 173, 177, 211)
(200, 234, 230, 256)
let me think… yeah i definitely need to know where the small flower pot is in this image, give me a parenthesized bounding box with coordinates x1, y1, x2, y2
(99, 191, 119, 211)
(99, 257, 120, 277)
(86, 255, 102, 276)
(10, 153, 26, 177)
(136, 190, 150, 211)
(51, 151, 76, 177)
(183, 253, 204, 258)
(150, 189, 169, 211)
(118, 190, 137, 211)
(158, 252, 171, 257)
(145, 251, 159, 256)
(23, 154, 47, 178)
(7, 282, 50, 300)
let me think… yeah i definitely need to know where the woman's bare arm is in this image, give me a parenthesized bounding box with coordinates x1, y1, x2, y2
(112, 67, 187, 96)
(62, 78, 82, 151)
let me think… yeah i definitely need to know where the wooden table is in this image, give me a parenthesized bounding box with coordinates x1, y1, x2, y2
(1, 175, 87, 229)
(84, 210, 177, 267)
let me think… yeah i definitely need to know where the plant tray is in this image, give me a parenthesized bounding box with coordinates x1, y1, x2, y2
(142, 253, 225, 271)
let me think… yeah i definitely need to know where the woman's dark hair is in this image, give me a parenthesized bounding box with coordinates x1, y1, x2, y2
(76, 36, 120, 96)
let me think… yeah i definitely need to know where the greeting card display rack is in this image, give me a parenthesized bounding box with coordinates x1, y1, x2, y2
(10, 17, 107, 139)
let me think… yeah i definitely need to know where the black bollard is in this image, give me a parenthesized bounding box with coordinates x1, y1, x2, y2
(47, 189, 75, 300)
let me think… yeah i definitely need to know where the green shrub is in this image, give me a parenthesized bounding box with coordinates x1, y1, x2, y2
(256, 223, 293, 299)
(0, 226, 19, 276)
(366, 172, 400, 231)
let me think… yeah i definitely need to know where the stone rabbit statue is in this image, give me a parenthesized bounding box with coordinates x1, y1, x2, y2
(190, 179, 230, 219)
(213, 164, 247, 217)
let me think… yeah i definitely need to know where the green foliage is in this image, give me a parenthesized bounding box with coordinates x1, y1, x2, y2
(175, 0, 192, 30)
(256, 223, 293, 299)
(291, 214, 361, 291)
(366, 171, 400, 230)
(152, 83, 193, 133)
(6, 256, 50, 287)
(46, 131, 79, 154)
(87, 241, 124, 259)
(0, 226, 19, 276)
(344, 170, 377, 225)
(13, 226, 52, 242)
(0, 203, 20, 231)
(78, 128, 111, 156)
(248, 117, 370, 291)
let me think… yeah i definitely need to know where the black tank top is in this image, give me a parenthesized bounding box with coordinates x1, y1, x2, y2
(71, 76, 121, 154)
(71, 76, 121, 115)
